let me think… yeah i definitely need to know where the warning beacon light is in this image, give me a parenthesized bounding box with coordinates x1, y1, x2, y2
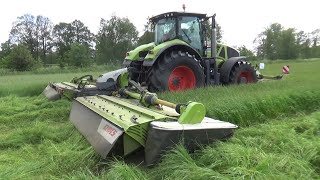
(182, 4, 186, 12)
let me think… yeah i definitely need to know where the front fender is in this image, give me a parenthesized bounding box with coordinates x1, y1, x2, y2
(143, 39, 202, 66)
(125, 42, 155, 61)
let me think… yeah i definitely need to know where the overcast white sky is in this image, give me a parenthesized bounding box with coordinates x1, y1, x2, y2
(0, 0, 319, 50)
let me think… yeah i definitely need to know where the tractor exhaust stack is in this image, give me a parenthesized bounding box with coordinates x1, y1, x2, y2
(211, 14, 217, 60)
(211, 14, 220, 85)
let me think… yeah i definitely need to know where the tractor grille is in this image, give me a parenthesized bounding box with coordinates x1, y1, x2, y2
(139, 51, 148, 58)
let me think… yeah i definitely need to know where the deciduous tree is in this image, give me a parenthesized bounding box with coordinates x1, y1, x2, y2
(66, 43, 91, 67)
(9, 14, 53, 62)
(96, 15, 138, 64)
(53, 20, 94, 64)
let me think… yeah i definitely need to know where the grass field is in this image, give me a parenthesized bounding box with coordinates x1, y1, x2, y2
(0, 59, 319, 179)
(0, 65, 118, 97)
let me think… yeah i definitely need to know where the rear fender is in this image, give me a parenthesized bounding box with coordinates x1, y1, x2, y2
(220, 56, 248, 84)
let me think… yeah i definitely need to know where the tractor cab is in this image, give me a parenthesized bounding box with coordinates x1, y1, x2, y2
(150, 12, 207, 55)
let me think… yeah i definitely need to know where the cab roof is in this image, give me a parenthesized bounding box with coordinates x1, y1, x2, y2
(149, 12, 207, 22)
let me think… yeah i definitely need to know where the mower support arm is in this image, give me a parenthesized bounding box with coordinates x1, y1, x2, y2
(119, 89, 205, 124)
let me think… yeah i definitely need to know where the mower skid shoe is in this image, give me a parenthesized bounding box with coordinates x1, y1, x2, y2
(43, 85, 61, 101)
(69, 100, 123, 158)
(144, 117, 237, 166)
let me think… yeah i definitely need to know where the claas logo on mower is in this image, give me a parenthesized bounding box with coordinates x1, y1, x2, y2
(103, 125, 117, 137)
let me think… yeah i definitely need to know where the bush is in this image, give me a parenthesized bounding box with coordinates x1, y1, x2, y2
(66, 43, 92, 67)
(2, 45, 37, 71)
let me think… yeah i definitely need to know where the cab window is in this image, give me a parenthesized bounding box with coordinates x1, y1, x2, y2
(155, 18, 176, 44)
(179, 16, 202, 53)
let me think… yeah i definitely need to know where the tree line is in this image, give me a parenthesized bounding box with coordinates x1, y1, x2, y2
(0, 14, 143, 71)
(0, 14, 319, 71)
(239, 23, 320, 60)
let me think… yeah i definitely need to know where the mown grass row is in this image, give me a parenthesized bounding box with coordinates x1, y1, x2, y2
(0, 96, 99, 179)
(148, 111, 320, 179)
(65, 111, 320, 179)
(1, 95, 318, 179)
(0, 95, 148, 179)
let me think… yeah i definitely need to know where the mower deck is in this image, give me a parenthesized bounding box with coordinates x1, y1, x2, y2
(69, 95, 237, 166)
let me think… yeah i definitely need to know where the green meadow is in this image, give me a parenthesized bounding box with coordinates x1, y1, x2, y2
(0, 59, 319, 179)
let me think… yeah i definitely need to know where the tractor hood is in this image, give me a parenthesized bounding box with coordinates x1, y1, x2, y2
(145, 39, 188, 60)
(125, 42, 155, 61)
(125, 39, 188, 62)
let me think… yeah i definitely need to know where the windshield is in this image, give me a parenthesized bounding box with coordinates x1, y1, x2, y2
(154, 18, 176, 44)
(179, 16, 202, 52)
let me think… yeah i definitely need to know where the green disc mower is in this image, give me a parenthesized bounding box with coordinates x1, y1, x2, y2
(44, 71, 237, 165)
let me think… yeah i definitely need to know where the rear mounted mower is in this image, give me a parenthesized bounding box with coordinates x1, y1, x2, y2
(42, 11, 283, 165)
(43, 69, 237, 165)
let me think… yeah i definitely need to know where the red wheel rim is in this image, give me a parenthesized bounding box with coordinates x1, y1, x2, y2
(168, 66, 196, 91)
(238, 71, 254, 83)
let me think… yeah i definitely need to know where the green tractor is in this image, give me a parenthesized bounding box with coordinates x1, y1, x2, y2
(124, 12, 257, 92)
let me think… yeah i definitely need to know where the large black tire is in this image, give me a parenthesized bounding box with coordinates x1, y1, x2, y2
(148, 51, 205, 92)
(229, 61, 257, 84)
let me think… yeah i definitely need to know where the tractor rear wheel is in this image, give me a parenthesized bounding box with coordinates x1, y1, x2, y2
(229, 61, 257, 84)
(148, 51, 205, 92)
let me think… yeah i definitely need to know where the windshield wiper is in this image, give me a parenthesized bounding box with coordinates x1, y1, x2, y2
(181, 29, 192, 43)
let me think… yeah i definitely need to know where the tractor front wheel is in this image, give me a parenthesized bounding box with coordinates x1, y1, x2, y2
(148, 51, 205, 92)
